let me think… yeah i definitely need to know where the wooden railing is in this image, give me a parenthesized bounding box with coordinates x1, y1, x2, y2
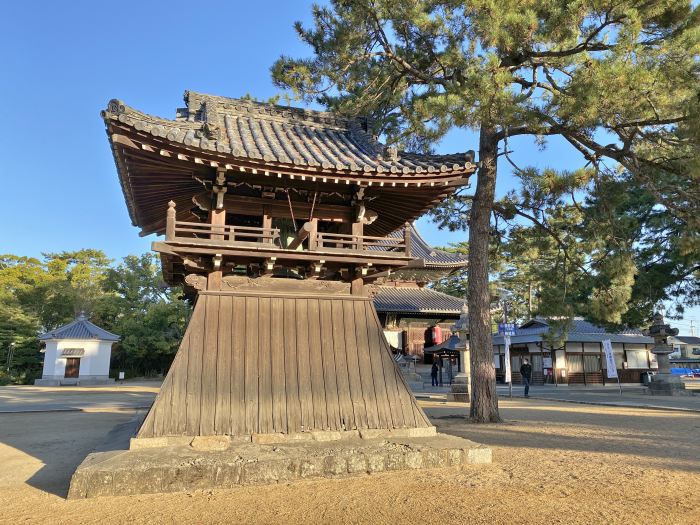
(316, 231, 408, 255)
(166, 202, 280, 246)
(165, 201, 411, 257)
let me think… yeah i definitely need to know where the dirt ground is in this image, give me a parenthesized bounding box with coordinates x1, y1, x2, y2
(0, 399, 698, 525)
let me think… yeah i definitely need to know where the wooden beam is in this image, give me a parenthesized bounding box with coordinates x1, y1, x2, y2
(287, 221, 314, 250)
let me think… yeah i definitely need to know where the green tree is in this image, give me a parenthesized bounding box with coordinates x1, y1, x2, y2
(95, 254, 189, 376)
(273, 0, 699, 421)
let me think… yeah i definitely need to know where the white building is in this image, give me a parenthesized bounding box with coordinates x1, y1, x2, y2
(34, 314, 119, 386)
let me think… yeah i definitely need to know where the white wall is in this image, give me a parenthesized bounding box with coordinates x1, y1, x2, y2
(41, 339, 113, 378)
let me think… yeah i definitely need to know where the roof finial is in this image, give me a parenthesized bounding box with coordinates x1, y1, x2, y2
(77, 311, 87, 321)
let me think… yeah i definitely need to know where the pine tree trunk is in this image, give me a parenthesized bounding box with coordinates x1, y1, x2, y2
(469, 127, 501, 423)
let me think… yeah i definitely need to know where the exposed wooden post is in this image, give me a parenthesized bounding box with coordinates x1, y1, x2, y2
(262, 213, 272, 244)
(352, 221, 363, 251)
(209, 208, 226, 241)
(351, 276, 364, 295)
(404, 222, 412, 257)
(308, 218, 318, 251)
(166, 201, 176, 240)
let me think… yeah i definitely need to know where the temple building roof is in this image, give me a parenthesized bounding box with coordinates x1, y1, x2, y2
(389, 225, 467, 269)
(492, 317, 652, 345)
(373, 286, 466, 316)
(102, 91, 476, 236)
(107, 91, 475, 176)
(38, 314, 120, 341)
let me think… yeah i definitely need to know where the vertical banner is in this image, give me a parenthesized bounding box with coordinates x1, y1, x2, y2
(504, 335, 512, 384)
(602, 339, 622, 395)
(602, 339, 618, 378)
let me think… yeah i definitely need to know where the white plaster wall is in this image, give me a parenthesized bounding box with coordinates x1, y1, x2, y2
(565, 342, 583, 352)
(42, 339, 114, 378)
(41, 341, 61, 377)
(583, 342, 601, 353)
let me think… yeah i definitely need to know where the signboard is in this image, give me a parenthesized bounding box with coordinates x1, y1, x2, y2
(498, 323, 516, 336)
(504, 335, 512, 383)
(602, 339, 618, 379)
(118, 371, 125, 380)
(542, 357, 553, 369)
(493, 355, 500, 369)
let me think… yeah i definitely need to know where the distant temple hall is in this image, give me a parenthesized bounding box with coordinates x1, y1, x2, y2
(103, 91, 476, 440)
(372, 225, 467, 355)
(493, 318, 657, 385)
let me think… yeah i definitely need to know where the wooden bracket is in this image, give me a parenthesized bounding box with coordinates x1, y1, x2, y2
(183, 257, 207, 271)
(305, 260, 325, 278)
(355, 263, 372, 277)
(215, 167, 227, 186)
(263, 257, 277, 274)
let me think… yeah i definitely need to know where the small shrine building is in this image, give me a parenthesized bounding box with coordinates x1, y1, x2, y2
(35, 314, 119, 386)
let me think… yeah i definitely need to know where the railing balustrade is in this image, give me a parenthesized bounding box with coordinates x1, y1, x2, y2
(165, 201, 410, 257)
(315, 232, 407, 254)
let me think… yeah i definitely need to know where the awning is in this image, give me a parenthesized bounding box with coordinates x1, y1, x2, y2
(424, 334, 466, 354)
(61, 348, 85, 357)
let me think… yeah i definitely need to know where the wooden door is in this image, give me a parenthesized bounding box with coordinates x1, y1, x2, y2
(530, 354, 544, 385)
(584, 354, 603, 384)
(64, 358, 80, 378)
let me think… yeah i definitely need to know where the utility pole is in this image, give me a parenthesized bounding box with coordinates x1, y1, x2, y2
(691, 320, 696, 337)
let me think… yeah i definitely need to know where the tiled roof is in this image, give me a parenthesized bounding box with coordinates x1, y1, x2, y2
(388, 224, 467, 268)
(39, 315, 120, 342)
(372, 286, 465, 315)
(492, 317, 652, 345)
(103, 91, 476, 177)
(673, 336, 700, 345)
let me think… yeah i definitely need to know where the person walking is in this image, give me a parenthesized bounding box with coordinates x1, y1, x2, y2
(520, 358, 533, 397)
(431, 360, 439, 387)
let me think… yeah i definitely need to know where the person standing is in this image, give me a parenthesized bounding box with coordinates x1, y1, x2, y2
(520, 358, 533, 397)
(431, 360, 439, 387)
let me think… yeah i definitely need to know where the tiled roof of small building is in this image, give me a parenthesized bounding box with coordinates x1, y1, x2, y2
(373, 286, 465, 315)
(674, 336, 700, 345)
(39, 314, 120, 341)
(103, 91, 476, 177)
(492, 317, 652, 345)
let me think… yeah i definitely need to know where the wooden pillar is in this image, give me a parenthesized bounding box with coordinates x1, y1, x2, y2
(166, 201, 176, 240)
(351, 276, 364, 295)
(404, 222, 412, 257)
(262, 213, 272, 244)
(209, 208, 226, 241)
(308, 218, 318, 251)
(208, 207, 226, 290)
(352, 221, 363, 251)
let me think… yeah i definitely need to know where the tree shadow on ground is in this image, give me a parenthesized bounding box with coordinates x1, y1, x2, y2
(0, 409, 144, 498)
(423, 401, 700, 474)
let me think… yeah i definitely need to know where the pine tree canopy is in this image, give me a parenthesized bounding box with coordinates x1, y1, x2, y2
(274, 1, 698, 422)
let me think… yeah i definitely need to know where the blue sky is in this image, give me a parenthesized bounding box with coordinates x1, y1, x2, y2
(1, 1, 696, 333)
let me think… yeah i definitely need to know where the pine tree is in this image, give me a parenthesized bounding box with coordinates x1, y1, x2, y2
(273, 1, 699, 422)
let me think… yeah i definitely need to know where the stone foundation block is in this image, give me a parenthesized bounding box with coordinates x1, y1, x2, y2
(68, 433, 491, 498)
